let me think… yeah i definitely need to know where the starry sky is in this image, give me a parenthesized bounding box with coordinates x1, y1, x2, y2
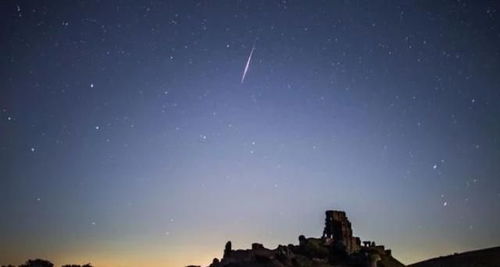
(1, 1, 500, 266)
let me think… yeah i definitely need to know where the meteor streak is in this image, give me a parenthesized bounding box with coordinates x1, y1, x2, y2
(241, 44, 255, 84)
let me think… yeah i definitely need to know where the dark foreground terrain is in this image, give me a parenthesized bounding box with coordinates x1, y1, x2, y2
(408, 246, 500, 267)
(4, 211, 499, 267)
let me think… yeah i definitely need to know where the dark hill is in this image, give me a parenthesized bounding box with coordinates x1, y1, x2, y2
(408, 246, 500, 267)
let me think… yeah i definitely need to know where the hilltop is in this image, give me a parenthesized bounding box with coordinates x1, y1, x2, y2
(408, 246, 500, 267)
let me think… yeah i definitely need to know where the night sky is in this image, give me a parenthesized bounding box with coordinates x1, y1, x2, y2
(1, 1, 500, 266)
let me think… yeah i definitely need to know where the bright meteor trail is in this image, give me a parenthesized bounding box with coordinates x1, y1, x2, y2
(241, 44, 255, 84)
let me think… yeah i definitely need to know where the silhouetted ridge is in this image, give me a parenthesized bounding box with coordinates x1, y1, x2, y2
(408, 246, 500, 267)
(1, 259, 93, 267)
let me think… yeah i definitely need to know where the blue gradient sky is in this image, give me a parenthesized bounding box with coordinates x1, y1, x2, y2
(1, 1, 500, 266)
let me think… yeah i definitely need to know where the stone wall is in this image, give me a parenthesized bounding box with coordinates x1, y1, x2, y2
(323, 210, 360, 254)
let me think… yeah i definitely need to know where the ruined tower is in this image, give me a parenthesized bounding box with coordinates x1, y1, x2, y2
(322, 210, 361, 254)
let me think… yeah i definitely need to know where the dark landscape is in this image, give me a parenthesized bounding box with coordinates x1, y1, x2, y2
(189, 210, 500, 267)
(408, 246, 500, 267)
(5, 210, 499, 267)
